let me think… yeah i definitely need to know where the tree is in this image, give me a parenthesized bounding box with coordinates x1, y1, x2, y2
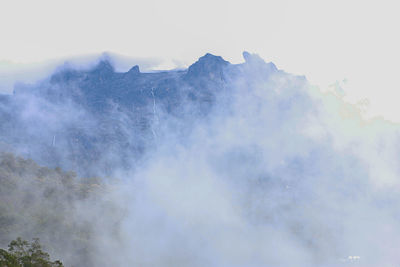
(0, 238, 63, 267)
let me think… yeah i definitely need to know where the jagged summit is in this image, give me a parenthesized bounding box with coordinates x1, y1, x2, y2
(190, 53, 229, 67)
(185, 53, 230, 81)
(47, 52, 278, 85)
(90, 60, 115, 75)
(17, 52, 282, 102)
(242, 51, 277, 73)
(242, 51, 252, 62)
(127, 65, 140, 75)
(199, 53, 229, 63)
(243, 51, 268, 64)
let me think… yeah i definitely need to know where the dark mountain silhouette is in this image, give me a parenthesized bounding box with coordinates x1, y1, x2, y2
(0, 52, 287, 176)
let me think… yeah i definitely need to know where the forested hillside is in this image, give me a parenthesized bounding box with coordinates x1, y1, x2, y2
(0, 152, 113, 267)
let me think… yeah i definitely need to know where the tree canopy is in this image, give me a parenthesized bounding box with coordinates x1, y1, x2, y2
(0, 237, 63, 267)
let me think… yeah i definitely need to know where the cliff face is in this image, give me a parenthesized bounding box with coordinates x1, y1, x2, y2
(0, 52, 287, 176)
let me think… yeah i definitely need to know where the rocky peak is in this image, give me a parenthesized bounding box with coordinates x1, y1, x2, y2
(126, 65, 140, 75)
(90, 60, 114, 76)
(242, 51, 277, 73)
(185, 53, 230, 80)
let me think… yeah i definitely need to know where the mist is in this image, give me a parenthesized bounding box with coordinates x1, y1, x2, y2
(1, 52, 400, 267)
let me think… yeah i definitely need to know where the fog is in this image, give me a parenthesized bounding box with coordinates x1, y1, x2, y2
(1, 52, 400, 267)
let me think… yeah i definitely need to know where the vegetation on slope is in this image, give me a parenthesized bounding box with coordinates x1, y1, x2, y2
(0, 152, 111, 267)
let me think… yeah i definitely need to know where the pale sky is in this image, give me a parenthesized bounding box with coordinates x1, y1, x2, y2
(1, 0, 399, 121)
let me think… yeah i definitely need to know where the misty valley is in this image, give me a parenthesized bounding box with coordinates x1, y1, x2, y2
(1, 52, 399, 267)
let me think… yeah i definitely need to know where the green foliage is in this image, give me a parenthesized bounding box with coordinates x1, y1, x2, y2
(0, 152, 108, 266)
(0, 248, 19, 267)
(0, 238, 63, 267)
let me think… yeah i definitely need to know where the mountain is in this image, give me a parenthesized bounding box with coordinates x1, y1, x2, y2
(0, 52, 290, 176)
(1, 52, 394, 266)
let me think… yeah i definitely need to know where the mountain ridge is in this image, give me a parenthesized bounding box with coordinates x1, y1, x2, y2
(0, 52, 295, 176)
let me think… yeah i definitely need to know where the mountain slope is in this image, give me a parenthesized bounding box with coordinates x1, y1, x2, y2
(0, 52, 285, 176)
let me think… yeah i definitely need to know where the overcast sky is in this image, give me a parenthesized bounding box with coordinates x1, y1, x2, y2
(1, 0, 399, 121)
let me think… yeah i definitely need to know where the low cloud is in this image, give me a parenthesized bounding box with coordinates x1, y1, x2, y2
(1, 52, 400, 266)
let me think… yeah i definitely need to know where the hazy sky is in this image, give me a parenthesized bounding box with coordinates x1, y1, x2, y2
(1, 0, 399, 121)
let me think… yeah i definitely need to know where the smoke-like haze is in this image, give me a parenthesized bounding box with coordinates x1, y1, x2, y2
(1, 53, 400, 267)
